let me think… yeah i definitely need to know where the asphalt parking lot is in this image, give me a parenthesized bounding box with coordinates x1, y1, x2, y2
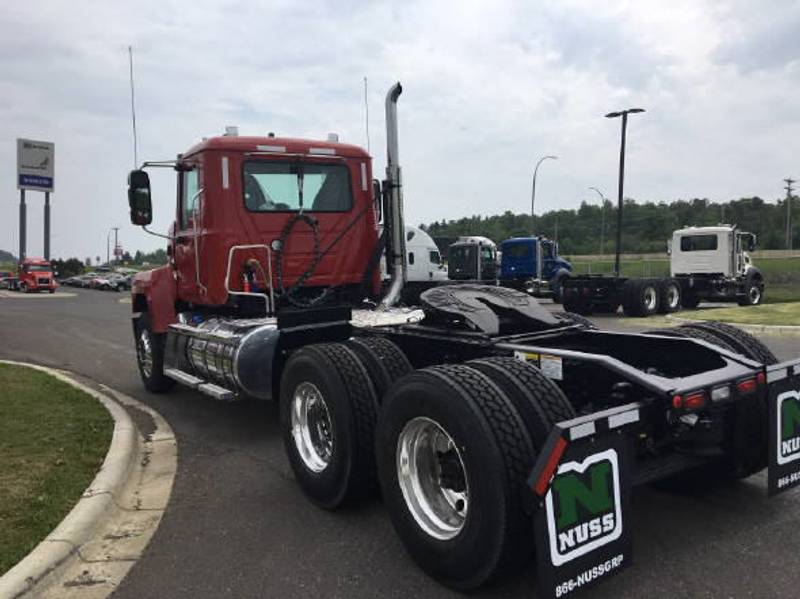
(1, 288, 799, 598)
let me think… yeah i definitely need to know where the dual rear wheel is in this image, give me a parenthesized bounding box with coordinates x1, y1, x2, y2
(279, 339, 575, 589)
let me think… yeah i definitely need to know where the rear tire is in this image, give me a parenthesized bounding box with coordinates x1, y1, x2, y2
(678, 321, 778, 365)
(657, 278, 681, 314)
(345, 336, 412, 401)
(622, 279, 659, 317)
(280, 343, 379, 509)
(134, 313, 175, 393)
(650, 324, 768, 481)
(376, 364, 534, 589)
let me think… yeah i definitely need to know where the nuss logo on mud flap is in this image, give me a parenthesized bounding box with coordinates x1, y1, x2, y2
(777, 390, 800, 465)
(545, 449, 623, 566)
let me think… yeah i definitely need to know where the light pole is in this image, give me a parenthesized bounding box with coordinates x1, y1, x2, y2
(588, 186, 607, 256)
(531, 155, 558, 219)
(106, 230, 112, 266)
(605, 108, 645, 276)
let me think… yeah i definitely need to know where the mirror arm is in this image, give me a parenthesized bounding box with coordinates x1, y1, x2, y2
(142, 226, 174, 241)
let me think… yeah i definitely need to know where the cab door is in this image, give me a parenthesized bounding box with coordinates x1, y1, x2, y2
(174, 162, 205, 302)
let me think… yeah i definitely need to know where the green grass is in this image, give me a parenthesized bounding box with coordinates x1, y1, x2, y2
(682, 303, 800, 326)
(569, 256, 800, 304)
(0, 364, 113, 575)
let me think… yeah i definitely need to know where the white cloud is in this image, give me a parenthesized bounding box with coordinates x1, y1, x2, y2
(0, 0, 797, 259)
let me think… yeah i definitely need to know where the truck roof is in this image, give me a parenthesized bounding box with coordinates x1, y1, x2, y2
(501, 236, 546, 244)
(183, 136, 371, 159)
(673, 225, 736, 236)
(21, 256, 50, 265)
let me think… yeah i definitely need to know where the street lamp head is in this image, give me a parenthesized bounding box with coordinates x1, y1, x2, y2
(605, 108, 645, 118)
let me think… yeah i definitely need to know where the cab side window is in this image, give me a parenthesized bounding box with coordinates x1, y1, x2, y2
(180, 169, 200, 230)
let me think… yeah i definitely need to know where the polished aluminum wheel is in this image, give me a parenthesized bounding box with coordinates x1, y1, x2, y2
(397, 417, 469, 541)
(749, 285, 761, 304)
(665, 283, 680, 310)
(137, 328, 154, 379)
(643, 285, 658, 311)
(291, 382, 334, 473)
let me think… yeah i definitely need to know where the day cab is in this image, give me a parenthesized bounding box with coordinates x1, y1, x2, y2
(128, 134, 382, 333)
(17, 257, 57, 293)
(499, 236, 572, 301)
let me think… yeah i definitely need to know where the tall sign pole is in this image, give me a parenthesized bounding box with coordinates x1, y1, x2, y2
(19, 190, 26, 262)
(17, 138, 55, 261)
(789, 178, 793, 251)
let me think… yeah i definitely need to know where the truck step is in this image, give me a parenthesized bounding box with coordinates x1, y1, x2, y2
(197, 382, 235, 401)
(163, 368, 236, 400)
(164, 368, 204, 388)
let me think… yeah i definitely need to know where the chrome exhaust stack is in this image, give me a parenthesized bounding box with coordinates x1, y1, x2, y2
(380, 82, 406, 309)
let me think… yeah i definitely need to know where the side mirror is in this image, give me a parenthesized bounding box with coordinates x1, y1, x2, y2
(666, 239, 672, 255)
(746, 234, 757, 252)
(128, 170, 152, 226)
(372, 179, 382, 222)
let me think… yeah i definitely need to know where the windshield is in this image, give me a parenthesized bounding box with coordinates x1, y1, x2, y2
(25, 265, 51, 272)
(243, 162, 353, 212)
(680, 234, 718, 252)
(505, 243, 530, 258)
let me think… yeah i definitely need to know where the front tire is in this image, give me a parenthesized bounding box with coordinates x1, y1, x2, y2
(134, 313, 174, 393)
(737, 274, 764, 306)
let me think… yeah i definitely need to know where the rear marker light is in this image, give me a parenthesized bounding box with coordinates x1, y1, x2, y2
(737, 377, 757, 395)
(673, 391, 707, 410)
(756, 371, 766, 386)
(711, 385, 731, 402)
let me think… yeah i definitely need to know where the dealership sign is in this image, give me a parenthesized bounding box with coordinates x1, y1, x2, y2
(17, 138, 54, 192)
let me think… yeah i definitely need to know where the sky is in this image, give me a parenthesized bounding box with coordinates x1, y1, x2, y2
(1, 0, 799, 260)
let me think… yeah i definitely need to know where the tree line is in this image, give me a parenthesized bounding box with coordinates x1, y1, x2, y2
(421, 197, 797, 256)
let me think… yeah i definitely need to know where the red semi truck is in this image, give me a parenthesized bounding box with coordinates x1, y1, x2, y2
(14, 257, 57, 293)
(127, 84, 800, 596)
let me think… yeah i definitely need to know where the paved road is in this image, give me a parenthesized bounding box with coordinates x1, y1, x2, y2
(1, 288, 799, 598)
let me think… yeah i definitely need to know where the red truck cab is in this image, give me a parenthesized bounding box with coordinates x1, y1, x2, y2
(130, 134, 381, 332)
(17, 257, 57, 293)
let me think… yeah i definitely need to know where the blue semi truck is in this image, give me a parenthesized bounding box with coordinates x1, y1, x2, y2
(498, 236, 572, 302)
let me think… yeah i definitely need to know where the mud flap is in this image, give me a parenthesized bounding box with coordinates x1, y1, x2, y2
(767, 358, 800, 496)
(528, 403, 641, 599)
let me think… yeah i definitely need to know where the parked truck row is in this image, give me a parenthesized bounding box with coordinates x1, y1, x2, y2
(125, 84, 797, 595)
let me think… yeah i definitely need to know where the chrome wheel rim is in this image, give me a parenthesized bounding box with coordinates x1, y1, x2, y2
(291, 382, 334, 473)
(666, 284, 680, 309)
(137, 328, 154, 379)
(397, 417, 469, 541)
(749, 286, 761, 304)
(644, 286, 658, 311)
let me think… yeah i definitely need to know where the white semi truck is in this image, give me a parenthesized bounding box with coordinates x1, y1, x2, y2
(564, 224, 765, 316)
(670, 224, 763, 308)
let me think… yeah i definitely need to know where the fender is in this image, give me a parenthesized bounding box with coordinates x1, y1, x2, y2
(550, 268, 573, 285)
(131, 265, 178, 333)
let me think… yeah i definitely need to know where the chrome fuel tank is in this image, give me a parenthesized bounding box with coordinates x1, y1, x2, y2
(169, 317, 280, 400)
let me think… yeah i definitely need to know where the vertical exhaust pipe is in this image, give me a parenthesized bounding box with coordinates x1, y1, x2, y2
(380, 82, 406, 309)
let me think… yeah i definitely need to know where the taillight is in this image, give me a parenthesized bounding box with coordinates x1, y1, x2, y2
(673, 391, 707, 410)
(756, 371, 766, 386)
(737, 377, 757, 395)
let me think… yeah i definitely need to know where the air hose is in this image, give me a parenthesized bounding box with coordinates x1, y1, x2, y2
(274, 212, 331, 308)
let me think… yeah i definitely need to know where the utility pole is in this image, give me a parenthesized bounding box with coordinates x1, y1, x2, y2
(785, 178, 795, 251)
(112, 226, 120, 266)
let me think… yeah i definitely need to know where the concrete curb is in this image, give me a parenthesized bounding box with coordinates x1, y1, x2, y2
(0, 361, 137, 599)
(666, 314, 800, 335)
